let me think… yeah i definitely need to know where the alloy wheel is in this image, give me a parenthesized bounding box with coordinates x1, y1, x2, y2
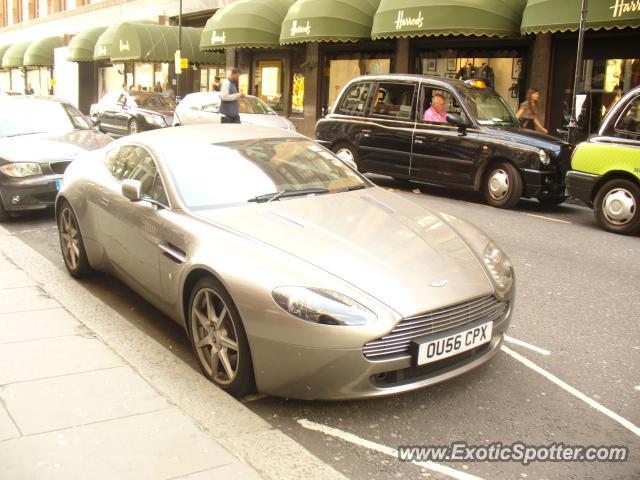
(335, 147, 354, 163)
(190, 288, 240, 385)
(59, 207, 81, 271)
(602, 187, 636, 226)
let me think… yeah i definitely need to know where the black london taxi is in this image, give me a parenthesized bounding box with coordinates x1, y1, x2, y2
(316, 74, 573, 209)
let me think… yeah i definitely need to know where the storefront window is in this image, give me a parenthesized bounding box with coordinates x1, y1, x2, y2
(0, 0, 6, 27)
(571, 58, 640, 137)
(417, 51, 524, 113)
(0, 71, 10, 91)
(255, 60, 283, 112)
(134, 63, 154, 90)
(12, 0, 22, 23)
(28, 0, 38, 19)
(198, 66, 225, 92)
(322, 51, 393, 114)
(290, 47, 306, 116)
(47, 0, 63, 15)
(11, 69, 23, 93)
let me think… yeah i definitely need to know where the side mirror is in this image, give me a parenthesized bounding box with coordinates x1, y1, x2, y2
(446, 113, 466, 127)
(122, 179, 142, 202)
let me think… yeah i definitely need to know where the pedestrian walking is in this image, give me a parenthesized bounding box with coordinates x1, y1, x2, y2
(25, 83, 35, 95)
(517, 88, 548, 134)
(154, 81, 162, 93)
(219, 68, 243, 124)
(212, 76, 221, 92)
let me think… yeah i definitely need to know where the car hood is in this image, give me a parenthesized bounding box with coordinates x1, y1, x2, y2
(239, 113, 291, 130)
(0, 130, 112, 163)
(198, 188, 493, 317)
(482, 125, 567, 152)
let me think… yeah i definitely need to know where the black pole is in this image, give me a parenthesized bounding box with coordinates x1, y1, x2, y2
(567, 0, 588, 145)
(177, 0, 182, 99)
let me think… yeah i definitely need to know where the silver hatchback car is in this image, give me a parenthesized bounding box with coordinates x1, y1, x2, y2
(56, 125, 514, 400)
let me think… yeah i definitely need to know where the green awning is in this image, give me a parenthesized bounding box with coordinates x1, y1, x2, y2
(521, 0, 640, 34)
(371, 0, 527, 39)
(67, 27, 108, 62)
(280, 0, 380, 44)
(2, 41, 32, 68)
(0, 45, 11, 68)
(201, 0, 294, 50)
(23, 36, 64, 67)
(94, 22, 224, 64)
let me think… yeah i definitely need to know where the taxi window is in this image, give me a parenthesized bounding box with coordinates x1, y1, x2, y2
(371, 83, 416, 120)
(419, 87, 463, 125)
(614, 96, 640, 136)
(337, 82, 373, 116)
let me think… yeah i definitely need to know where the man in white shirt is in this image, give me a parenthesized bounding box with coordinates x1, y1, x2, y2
(219, 68, 244, 124)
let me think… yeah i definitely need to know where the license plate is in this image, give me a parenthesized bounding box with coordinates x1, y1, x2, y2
(414, 321, 493, 365)
(55, 179, 62, 191)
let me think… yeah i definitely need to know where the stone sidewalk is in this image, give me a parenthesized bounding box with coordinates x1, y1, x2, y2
(0, 226, 347, 480)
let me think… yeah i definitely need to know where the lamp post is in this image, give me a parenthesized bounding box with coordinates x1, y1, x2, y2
(567, 0, 588, 145)
(176, 0, 183, 99)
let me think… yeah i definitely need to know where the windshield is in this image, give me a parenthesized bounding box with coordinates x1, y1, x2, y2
(166, 138, 368, 210)
(0, 99, 91, 138)
(239, 97, 273, 115)
(462, 88, 518, 127)
(133, 93, 176, 110)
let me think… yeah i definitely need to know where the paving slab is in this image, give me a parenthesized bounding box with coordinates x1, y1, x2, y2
(0, 335, 123, 385)
(0, 308, 84, 344)
(1, 366, 170, 435)
(0, 286, 59, 314)
(0, 268, 36, 289)
(0, 403, 19, 441)
(0, 408, 238, 480)
(174, 463, 262, 480)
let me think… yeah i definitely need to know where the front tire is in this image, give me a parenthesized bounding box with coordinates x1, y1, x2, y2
(332, 142, 360, 171)
(127, 119, 138, 135)
(483, 162, 523, 209)
(594, 179, 640, 235)
(188, 277, 255, 397)
(57, 201, 94, 278)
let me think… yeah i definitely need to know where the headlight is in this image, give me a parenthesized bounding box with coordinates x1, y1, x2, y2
(483, 241, 514, 301)
(539, 149, 550, 166)
(0, 162, 43, 177)
(143, 114, 166, 126)
(272, 287, 376, 326)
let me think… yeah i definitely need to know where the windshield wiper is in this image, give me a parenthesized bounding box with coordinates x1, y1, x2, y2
(338, 185, 367, 193)
(248, 188, 329, 204)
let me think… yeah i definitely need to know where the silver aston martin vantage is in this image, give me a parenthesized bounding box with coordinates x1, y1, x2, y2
(55, 125, 515, 400)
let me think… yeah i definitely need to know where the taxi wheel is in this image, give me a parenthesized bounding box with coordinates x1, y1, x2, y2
(594, 179, 640, 235)
(483, 162, 523, 209)
(332, 142, 360, 170)
(0, 198, 11, 223)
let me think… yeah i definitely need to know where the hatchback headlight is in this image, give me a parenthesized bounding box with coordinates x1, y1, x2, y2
(0, 162, 43, 177)
(539, 149, 550, 166)
(272, 287, 376, 326)
(483, 242, 514, 300)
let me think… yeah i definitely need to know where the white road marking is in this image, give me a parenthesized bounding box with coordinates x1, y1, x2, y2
(504, 336, 551, 356)
(522, 213, 571, 224)
(635, 386, 640, 392)
(502, 346, 640, 438)
(298, 418, 485, 480)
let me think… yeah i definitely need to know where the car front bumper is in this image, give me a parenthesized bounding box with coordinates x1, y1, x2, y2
(249, 304, 512, 400)
(0, 174, 62, 212)
(522, 168, 566, 198)
(566, 170, 600, 207)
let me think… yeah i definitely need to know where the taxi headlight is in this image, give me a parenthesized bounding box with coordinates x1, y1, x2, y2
(483, 242, 514, 301)
(272, 287, 376, 326)
(0, 162, 43, 177)
(539, 149, 550, 166)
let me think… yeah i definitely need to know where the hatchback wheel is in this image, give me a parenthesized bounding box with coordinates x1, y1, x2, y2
(128, 119, 138, 135)
(57, 201, 94, 278)
(483, 162, 523, 209)
(188, 277, 254, 397)
(594, 179, 640, 235)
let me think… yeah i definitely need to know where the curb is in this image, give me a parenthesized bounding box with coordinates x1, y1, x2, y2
(0, 225, 348, 480)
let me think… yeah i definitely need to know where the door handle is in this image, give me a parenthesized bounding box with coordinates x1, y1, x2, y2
(362, 129, 371, 138)
(158, 242, 187, 264)
(414, 136, 426, 144)
(99, 197, 110, 208)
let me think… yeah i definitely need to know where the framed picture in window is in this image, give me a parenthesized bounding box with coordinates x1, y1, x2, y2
(426, 59, 437, 73)
(446, 58, 456, 72)
(512, 58, 523, 79)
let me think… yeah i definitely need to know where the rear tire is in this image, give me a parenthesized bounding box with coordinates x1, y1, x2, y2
(187, 276, 255, 397)
(594, 179, 640, 235)
(483, 162, 523, 209)
(537, 196, 567, 208)
(332, 142, 360, 171)
(57, 200, 94, 278)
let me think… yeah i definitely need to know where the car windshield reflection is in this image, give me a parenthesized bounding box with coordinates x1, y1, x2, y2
(0, 99, 92, 138)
